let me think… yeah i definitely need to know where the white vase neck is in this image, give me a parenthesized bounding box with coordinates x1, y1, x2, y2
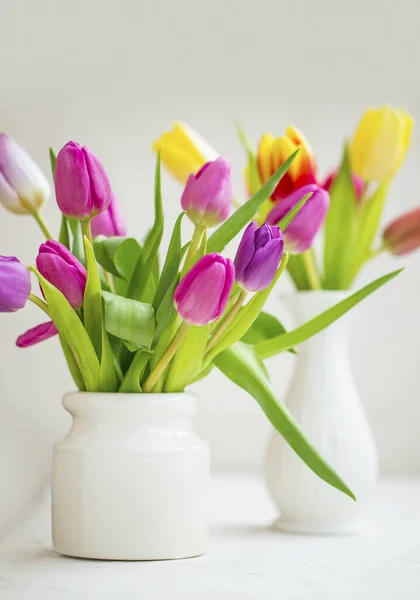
(280, 290, 352, 325)
(63, 392, 197, 420)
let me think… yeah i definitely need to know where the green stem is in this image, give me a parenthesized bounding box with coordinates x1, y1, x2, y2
(81, 219, 92, 245)
(29, 293, 50, 317)
(302, 250, 321, 290)
(205, 289, 248, 353)
(181, 224, 204, 276)
(143, 322, 190, 392)
(33, 211, 53, 239)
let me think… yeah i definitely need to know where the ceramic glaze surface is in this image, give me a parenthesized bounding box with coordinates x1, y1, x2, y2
(265, 291, 379, 534)
(52, 392, 209, 560)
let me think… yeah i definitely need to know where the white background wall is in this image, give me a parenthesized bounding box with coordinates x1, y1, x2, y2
(1, 0, 420, 536)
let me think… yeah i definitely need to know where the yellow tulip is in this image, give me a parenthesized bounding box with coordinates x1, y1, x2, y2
(153, 122, 219, 184)
(350, 106, 413, 182)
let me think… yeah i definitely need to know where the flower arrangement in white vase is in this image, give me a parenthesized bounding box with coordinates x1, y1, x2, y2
(0, 128, 400, 558)
(153, 112, 414, 535)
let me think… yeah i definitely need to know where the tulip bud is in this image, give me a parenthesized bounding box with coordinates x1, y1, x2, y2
(153, 121, 219, 184)
(54, 141, 112, 220)
(383, 207, 420, 256)
(0, 256, 31, 312)
(181, 157, 232, 227)
(16, 321, 58, 348)
(266, 184, 329, 254)
(350, 106, 413, 182)
(174, 253, 234, 326)
(234, 223, 284, 292)
(0, 134, 50, 215)
(90, 191, 127, 238)
(257, 126, 317, 201)
(322, 169, 364, 202)
(36, 241, 86, 309)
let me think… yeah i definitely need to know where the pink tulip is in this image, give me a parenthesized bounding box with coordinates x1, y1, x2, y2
(36, 241, 86, 309)
(54, 141, 111, 219)
(383, 207, 420, 256)
(174, 253, 234, 325)
(181, 157, 232, 227)
(266, 184, 330, 254)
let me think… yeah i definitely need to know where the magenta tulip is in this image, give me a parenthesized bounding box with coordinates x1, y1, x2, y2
(54, 141, 111, 220)
(36, 241, 86, 308)
(181, 157, 232, 227)
(267, 184, 330, 254)
(383, 207, 420, 256)
(322, 169, 365, 202)
(174, 253, 234, 325)
(0, 134, 50, 215)
(16, 321, 58, 348)
(0, 256, 31, 312)
(235, 223, 284, 292)
(90, 191, 127, 238)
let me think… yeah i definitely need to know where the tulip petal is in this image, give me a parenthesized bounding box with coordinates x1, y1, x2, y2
(83, 147, 112, 215)
(240, 238, 284, 292)
(16, 321, 58, 348)
(0, 256, 31, 312)
(234, 222, 258, 281)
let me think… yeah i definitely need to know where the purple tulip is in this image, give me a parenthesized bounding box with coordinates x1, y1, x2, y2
(181, 157, 232, 227)
(90, 191, 127, 238)
(0, 256, 31, 312)
(36, 241, 86, 309)
(0, 134, 50, 215)
(16, 321, 58, 348)
(234, 223, 284, 292)
(174, 253, 234, 325)
(266, 184, 330, 254)
(54, 141, 112, 220)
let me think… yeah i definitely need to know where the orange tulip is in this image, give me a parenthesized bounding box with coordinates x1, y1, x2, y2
(256, 127, 317, 202)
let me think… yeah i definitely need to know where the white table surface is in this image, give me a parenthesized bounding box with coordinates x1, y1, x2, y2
(0, 475, 419, 599)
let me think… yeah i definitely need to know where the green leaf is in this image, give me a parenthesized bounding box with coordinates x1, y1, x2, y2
(164, 325, 210, 392)
(214, 342, 355, 499)
(256, 269, 402, 359)
(49, 147, 57, 176)
(99, 326, 119, 392)
(59, 216, 70, 249)
(119, 350, 151, 393)
(286, 253, 312, 290)
(278, 192, 312, 230)
(93, 236, 142, 280)
(128, 155, 164, 302)
(31, 268, 100, 391)
(83, 236, 103, 358)
(236, 122, 261, 196)
(348, 182, 389, 286)
(323, 146, 358, 290)
(59, 335, 86, 391)
(153, 212, 184, 310)
(242, 311, 287, 345)
(207, 150, 299, 253)
(102, 291, 155, 350)
(204, 253, 289, 365)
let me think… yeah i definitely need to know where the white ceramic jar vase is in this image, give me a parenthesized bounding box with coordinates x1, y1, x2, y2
(52, 392, 209, 560)
(264, 291, 379, 534)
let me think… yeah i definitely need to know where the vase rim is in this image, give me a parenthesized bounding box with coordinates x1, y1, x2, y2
(62, 391, 198, 419)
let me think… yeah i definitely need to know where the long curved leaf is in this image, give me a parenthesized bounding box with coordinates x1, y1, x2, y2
(207, 150, 299, 253)
(256, 269, 402, 359)
(214, 342, 355, 499)
(153, 212, 184, 310)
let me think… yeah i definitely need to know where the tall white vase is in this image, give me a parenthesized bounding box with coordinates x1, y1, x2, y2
(52, 392, 209, 560)
(264, 291, 379, 534)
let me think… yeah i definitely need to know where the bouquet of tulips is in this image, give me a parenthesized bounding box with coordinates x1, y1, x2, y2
(0, 133, 400, 500)
(155, 107, 418, 293)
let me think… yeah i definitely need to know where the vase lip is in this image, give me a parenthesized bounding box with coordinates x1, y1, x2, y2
(62, 391, 198, 419)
